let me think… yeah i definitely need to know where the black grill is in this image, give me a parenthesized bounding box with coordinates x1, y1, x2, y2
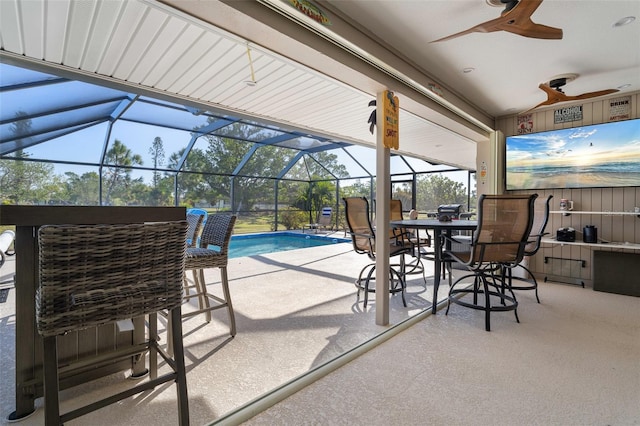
(437, 204, 464, 220)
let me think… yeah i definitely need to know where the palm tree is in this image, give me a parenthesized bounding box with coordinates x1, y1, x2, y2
(103, 139, 143, 205)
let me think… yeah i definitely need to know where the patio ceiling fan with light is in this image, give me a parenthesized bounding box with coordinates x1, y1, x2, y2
(524, 74, 619, 112)
(431, 0, 563, 42)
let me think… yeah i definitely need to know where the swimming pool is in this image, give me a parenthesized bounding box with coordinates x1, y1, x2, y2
(228, 232, 350, 258)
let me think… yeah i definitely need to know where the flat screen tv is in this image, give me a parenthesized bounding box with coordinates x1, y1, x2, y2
(505, 118, 640, 190)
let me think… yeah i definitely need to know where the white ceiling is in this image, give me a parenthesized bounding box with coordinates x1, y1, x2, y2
(0, 0, 489, 170)
(2, 0, 638, 172)
(323, 0, 640, 117)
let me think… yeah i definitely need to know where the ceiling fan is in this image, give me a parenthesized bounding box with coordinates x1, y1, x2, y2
(431, 0, 562, 43)
(525, 74, 619, 112)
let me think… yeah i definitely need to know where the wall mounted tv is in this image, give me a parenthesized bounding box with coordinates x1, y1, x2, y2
(505, 118, 640, 190)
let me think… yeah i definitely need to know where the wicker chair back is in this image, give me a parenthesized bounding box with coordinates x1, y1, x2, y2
(36, 221, 187, 337)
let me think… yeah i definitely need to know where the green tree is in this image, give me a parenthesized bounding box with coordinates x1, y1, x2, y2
(63, 171, 100, 205)
(340, 179, 374, 199)
(288, 151, 349, 181)
(201, 124, 288, 212)
(0, 112, 56, 204)
(148, 137, 166, 206)
(294, 180, 336, 223)
(416, 174, 467, 211)
(169, 147, 215, 206)
(103, 139, 143, 205)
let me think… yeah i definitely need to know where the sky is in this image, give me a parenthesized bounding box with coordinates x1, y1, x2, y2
(2, 62, 469, 187)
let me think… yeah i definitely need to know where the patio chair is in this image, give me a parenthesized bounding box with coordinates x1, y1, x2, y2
(444, 194, 537, 331)
(179, 213, 237, 336)
(305, 207, 334, 233)
(0, 229, 15, 285)
(343, 197, 412, 308)
(186, 209, 207, 247)
(390, 199, 428, 282)
(506, 194, 553, 303)
(1, 229, 15, 269)
(183, 211, 206, 300)
(36, 221, 189, 425)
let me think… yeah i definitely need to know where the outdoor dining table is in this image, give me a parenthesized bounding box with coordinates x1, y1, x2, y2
(0, 205, 185, 421)
(390, 219, 477, 314)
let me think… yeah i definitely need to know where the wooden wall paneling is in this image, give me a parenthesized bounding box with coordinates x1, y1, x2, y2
(591, 187, 603, 223)
(594, 98, 605, 122)
(582, 101, 592, 125)
(601, 189, 613, 242)
(571, 187, 584, 238)
(623, 187, 638, 244)
(635, 187, 640, 246)
(496, 93, 640, 284)
(611, 187, 625, 242)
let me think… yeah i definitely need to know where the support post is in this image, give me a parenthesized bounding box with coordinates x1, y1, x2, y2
(375, 91, 390, 325)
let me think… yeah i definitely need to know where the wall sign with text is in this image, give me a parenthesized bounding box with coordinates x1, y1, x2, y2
(554, 105, 583, 124)
(383, 90, 399, 150)
(517, 113, 533, 134)
(609, 96, 631, 121)
(287, 0, 331, 26)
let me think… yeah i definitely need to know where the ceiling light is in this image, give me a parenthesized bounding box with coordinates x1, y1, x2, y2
(613, 16, 635, 27)
(617, 83, 631, 90)
(462, 67, 475, 74)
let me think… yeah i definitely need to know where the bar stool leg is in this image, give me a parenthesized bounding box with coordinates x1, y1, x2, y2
(42, 336, 60, 426)
(220, 266, 236, 337)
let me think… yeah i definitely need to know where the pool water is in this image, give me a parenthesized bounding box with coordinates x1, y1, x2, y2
(228, 232, 350, 258)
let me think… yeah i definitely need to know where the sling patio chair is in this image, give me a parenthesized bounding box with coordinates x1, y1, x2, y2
(506, 194, 553, 303)
(304, 206, 334, 233)
(343, 197, 412, 308)
(444, 194, 537, 331)
(390, 199, 429, 282)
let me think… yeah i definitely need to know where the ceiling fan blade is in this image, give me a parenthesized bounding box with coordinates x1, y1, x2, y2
(431, 0, 562, 42)
(522, 83, 571, 112)
(537, 82, 560, 96)
(538, 83, 570, 102)
(572, 89, 620, 100)
(526, 84, 619, 112)
(521, 100, 549, 114)
(430, 22, 501, 43)
(499, 21, 563, 39)
(499, 0, 562, 39)
(502, 0, 544, 19)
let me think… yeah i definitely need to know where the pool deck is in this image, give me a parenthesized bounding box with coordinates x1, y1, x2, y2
(0, 238, 448, 425)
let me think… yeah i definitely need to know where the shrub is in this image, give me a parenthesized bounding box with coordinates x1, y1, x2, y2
(279, 207, 307, 230)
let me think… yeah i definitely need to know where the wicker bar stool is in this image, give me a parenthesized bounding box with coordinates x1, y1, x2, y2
(181, 214, 237, 334)
(183, 212, 205, 301)
(36, 221, 189, 425)
(186, 211, 205, 248)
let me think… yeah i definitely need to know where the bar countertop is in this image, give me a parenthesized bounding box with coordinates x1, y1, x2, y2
(0, 205, 185, 226)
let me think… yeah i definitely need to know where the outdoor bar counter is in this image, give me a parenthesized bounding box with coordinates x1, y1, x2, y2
(0, 205, 186, 420)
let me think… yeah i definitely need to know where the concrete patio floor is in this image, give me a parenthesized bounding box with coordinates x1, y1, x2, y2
(0, 236, 449, 425)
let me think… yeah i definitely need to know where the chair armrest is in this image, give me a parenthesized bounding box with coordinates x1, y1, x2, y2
(346, 230, 374, 240)
(441, 233, 473, 246)
(391, 228, 412, 244)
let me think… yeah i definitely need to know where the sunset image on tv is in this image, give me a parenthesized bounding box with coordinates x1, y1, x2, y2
(506, 119, 640, 190)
